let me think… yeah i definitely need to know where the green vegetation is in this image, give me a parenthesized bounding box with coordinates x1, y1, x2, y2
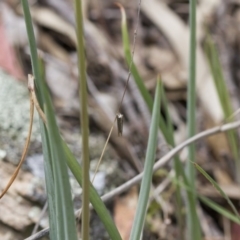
(17, 0, 240, 239)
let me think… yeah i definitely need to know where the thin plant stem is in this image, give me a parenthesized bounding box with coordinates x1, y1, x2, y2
(129, 79, 161, 240)
(31, 202, 48, 235)
(186, 0, 201, 239)
(116, 2, 141, 109)
(161, 84, 184, 239)
(73, 0, 90, 238)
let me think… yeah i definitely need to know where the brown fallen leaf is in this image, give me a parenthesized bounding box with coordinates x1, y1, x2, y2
(114, 186, 138, 240)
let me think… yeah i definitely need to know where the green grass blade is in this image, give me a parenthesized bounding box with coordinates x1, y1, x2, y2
(186, 0, 201, 238)
(130, 79, 161, 240)
(38, 60, 56, 239)
(42, 80, 78, 240)
(39, 123, 56, 239)
(204, 35, 233, 116)
(199, 196, 240, 224)
(120, 6, 151, 109)
(205, 34, 240, 181)
(119, 6, 169, 142)
(171, 174, 240, 224)
(160, 83, 184, 239)
(63, 143, 122, 240)
(194, 162, 240, 220)
(21, 0, 43, 106)
(73, 0, 90, 238)
(187, 0, 197, 184)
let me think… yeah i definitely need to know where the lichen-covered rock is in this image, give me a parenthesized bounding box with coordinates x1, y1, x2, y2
(0, 71, 41, 165)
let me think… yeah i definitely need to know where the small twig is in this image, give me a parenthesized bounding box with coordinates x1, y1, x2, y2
(25, 228, 49, 240)
(26, 119, 240, 240)
(31, 201, 48, 235)
(91, 121, 116, 183)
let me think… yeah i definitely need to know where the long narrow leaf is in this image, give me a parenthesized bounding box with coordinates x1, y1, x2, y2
(130, 79, 161, 240)
(205, 34, 240, 180)
(199, 196, 240, 224)
(186, 0, 201, 238)
(38, 61, 56, 239)
(42, 80, 78, 240)
(160, 83, 184, 238)
(73, 0, 90, 238)
(170, 174, 240, 224)
(21, 0, 43, 105)
(194, 162, 240, 220)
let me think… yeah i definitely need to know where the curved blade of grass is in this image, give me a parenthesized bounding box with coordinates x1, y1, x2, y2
(129, 79, 161, 240)
(194, 162, 240, 220)
(199, 196, 240, 224)
(171, 174, 240, 224)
